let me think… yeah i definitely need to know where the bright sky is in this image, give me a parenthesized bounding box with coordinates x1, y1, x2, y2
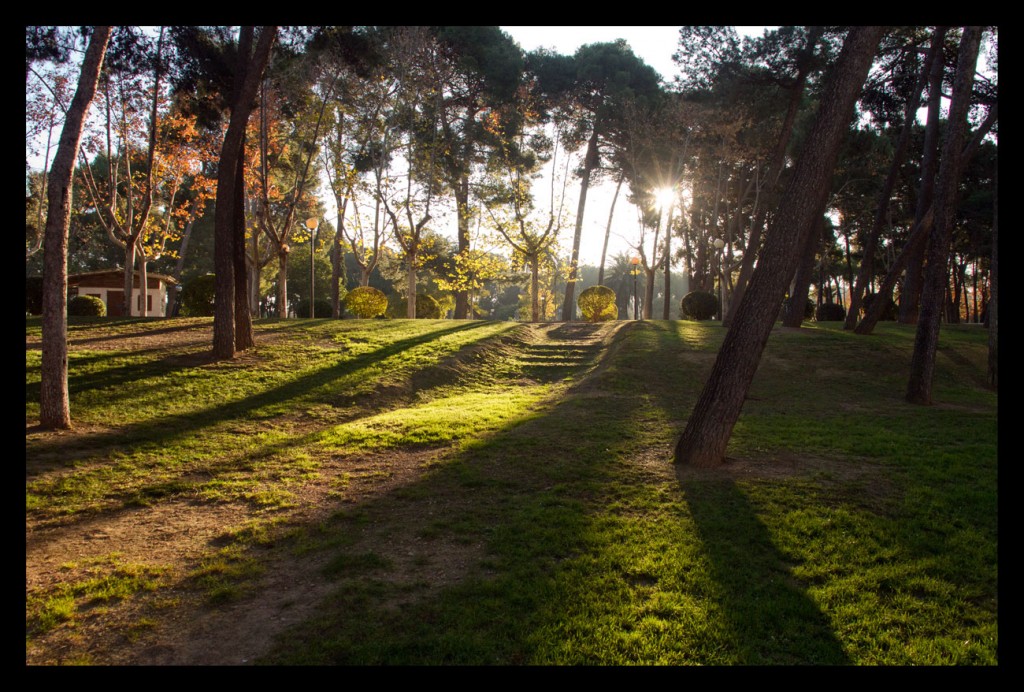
(502, 26, 685, 83)
(497, 26, 771, 267)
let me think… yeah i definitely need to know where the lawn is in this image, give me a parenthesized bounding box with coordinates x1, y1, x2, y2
(25, 316, 997, 665)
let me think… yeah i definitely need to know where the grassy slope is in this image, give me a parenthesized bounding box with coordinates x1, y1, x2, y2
(25, 317, 997, 665)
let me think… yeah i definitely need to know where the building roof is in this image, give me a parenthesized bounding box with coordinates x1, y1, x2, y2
(68, 270, 179, 285)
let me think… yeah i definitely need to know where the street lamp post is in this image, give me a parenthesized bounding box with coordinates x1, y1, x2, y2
(630, 256, 641, 320)
(713, 238, 725, 321)
(305, 217, 319, 318)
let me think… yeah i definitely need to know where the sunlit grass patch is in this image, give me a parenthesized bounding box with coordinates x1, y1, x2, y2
(318, 388, 550, 451)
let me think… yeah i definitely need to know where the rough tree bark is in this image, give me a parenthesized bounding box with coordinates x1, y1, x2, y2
(232, 132, 254, 348)
(897, 27, 948, 325)
(781, 213, 824, 327)
(453, 174, 471, 319)
(674, 26, 885, 468)
(906, 27, 982, 405)
(40, 26, 111, 429)
(213, 26, 276, 360)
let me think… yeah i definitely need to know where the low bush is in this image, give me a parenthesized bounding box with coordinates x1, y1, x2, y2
(815, 302, 847, 321)
(294, 298, 333, 318)
(68, 295, 106, 317)
(387, 293, 443, 319)
(578, 285, 618, 322)
(680, 291, 717, 320)
(180, 274, 216, 317)
(344, 286, 388, 319)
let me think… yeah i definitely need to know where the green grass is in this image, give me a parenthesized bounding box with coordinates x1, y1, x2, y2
(26, 554, 169, 636)
(26, 317, 997, 665)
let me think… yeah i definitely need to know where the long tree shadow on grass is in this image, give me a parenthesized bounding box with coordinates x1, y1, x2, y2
(26, 320, 497, 465)
(640, 320, 850, 664)
(675, 472, 850, 664)
(250, 321, 839, 664)
(256, 324, 639, 664)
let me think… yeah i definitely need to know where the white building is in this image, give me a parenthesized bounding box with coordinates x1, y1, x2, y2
(68, 270, 178, 317)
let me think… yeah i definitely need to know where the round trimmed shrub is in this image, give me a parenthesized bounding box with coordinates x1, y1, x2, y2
(68, 294, 106, 316)
(815, 302, 846, 321)
(294, 298, 333, 318)
(415, 293, 442, 319)
(180, 274, 216, 317)
(680, 290, 718, 320)
(344, 286, 388, 318)
(578, 285, 618, 322)
(386, 293, 443, 319)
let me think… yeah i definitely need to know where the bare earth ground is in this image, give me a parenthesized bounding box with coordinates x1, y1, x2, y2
(26, 323, 464, 665)
(26, 322, 892, 666)
(27, 323, 564, 665)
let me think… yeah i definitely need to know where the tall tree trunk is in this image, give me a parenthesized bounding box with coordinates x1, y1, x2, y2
(598, 172, 624, 286)
(898, 27, 948, 325)
(233, 136, 254, 348)
(122, 241, 137, 316)
(724, 27, 823, 328)
(530, 255, 540, 323)
(987, 163, 997, 390)
(844, 26, 943, 330)
(406, 257, 417, 319)
(40, 26, 111, 430)
(331, 228, 345, 318)
(453, 174, 471, 319)
(246, 220, 261, 316)
(213, 26, 276, 360)
(674, 26, 884, 468)
(562, 128, 599, 321)
(725, 205, 766, 326)
(906, 27, 982, 405)
(643, 267, 655, 319)
(137, 241, 149, 317)
(663, 204, 675, 319)
(276, 250, 289, 318)
(782, 213, 824, 327)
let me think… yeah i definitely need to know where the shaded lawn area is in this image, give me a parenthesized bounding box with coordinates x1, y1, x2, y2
(26, 318, 997, 665)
